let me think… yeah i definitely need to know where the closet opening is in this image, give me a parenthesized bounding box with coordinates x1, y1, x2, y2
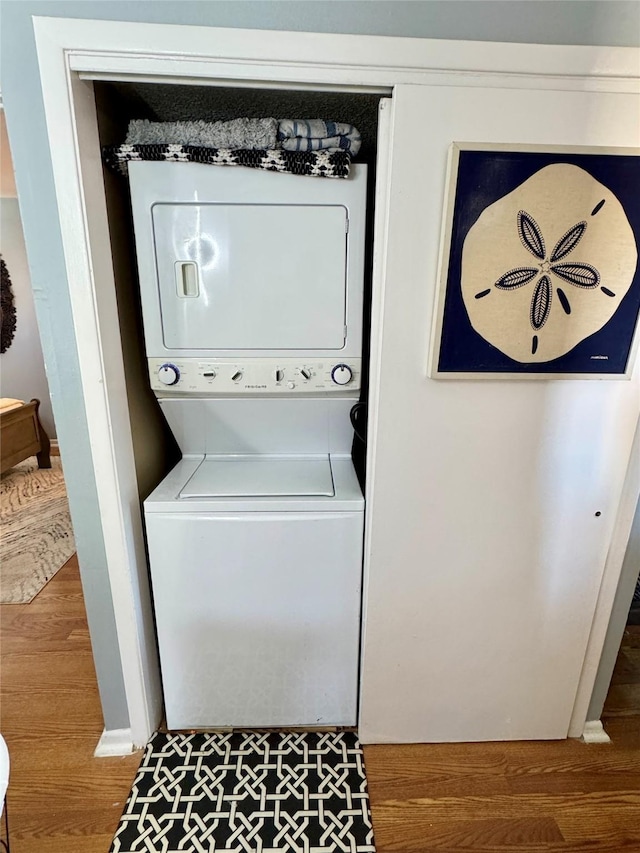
(88, 75, 388, 731)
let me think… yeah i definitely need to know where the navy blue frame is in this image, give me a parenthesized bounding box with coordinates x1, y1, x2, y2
(436, 147, 640, 376)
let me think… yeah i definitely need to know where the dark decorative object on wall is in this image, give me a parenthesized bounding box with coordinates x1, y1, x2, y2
(0, 255, 17, 354)
(431, 144, 640, 378)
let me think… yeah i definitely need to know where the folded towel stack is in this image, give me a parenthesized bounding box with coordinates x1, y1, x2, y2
(103, 117, 361, 180)
(277, 119, 361, 155)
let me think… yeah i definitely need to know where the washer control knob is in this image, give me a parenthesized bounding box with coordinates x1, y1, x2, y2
(287, 381, 296, 390)
(300, 368, 312, 380)
(158, 363, 180, 386)
(231, 370, 243, 383)
(275, 369, 284, 383)
(331, 364, 353, 386)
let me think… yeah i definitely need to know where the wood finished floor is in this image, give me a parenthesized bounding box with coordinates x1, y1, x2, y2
(0, 556, 140, 853)
(1, 556, 639, 852)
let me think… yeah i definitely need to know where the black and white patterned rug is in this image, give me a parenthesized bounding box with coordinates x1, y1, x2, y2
(110, 730, 376, 852)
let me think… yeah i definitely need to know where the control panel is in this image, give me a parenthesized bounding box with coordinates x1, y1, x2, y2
(148, 358, 362, 394)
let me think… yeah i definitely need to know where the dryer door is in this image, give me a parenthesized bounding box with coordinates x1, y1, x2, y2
(151, 203, 347, 350)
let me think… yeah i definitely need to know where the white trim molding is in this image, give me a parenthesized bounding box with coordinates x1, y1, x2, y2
(31, 15, 640, 745)
(34, 17, 165, 748)
(94, 728, 136, 758)
(581, 720, 612, 745)
(40, 16, 640, 95)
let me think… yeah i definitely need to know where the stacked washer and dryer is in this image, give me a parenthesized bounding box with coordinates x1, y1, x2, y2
(129, 161, 368, 731)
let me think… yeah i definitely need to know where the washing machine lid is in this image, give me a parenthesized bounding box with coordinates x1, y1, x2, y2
(179, 456, 335, 499)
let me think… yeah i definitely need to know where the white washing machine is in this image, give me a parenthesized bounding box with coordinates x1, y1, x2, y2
(129, 162, 368, 730)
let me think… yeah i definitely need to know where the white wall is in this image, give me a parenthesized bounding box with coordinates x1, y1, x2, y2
(0, 194, 55, 438)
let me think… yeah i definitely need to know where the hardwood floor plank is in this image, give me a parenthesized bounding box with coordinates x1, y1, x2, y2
(2, 611, 89, 639)
(557, 808, 640, 842)
(503, 747, 640, 795)
(10, 810, 133, 848)
(507, 770, 640, 795)
(22, 838, 120, 853)
(8, 768, 137, 806)
(13, 835, 118, 853)
(368, 797, 640, 852)
(0, 637, 93, 655)
(364, 745, 510, 799)
(367, 842, 640, 853)
(367, 815, 565, 851)
(366, 790, 640, 822)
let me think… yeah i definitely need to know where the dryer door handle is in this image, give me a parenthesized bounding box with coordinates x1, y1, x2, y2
(175, 262, 200, 298)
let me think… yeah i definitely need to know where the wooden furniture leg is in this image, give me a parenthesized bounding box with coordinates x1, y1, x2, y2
(32, 399, 51, 470)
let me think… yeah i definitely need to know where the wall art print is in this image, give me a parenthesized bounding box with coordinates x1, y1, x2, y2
(431, 144, 640, 378)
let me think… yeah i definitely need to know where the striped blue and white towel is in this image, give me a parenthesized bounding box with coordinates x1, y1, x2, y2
(278, 119, 361, 155)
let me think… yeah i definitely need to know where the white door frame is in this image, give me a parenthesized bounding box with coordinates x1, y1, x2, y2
(32, 16, 640, 747)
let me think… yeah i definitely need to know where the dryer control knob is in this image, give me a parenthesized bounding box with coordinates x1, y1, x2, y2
(158, 363, 180, 386)
(331, 364, 353, 386)
(232, 370, 243, 383)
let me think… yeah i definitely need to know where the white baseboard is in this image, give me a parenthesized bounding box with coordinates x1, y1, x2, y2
(581, 720, 611, 744)
(94, 727, 135, 757)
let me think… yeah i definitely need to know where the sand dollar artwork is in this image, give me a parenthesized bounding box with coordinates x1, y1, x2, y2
(461, 163, 638, 363)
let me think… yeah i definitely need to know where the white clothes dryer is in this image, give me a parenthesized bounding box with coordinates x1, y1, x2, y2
(129, 161, 368, 395)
